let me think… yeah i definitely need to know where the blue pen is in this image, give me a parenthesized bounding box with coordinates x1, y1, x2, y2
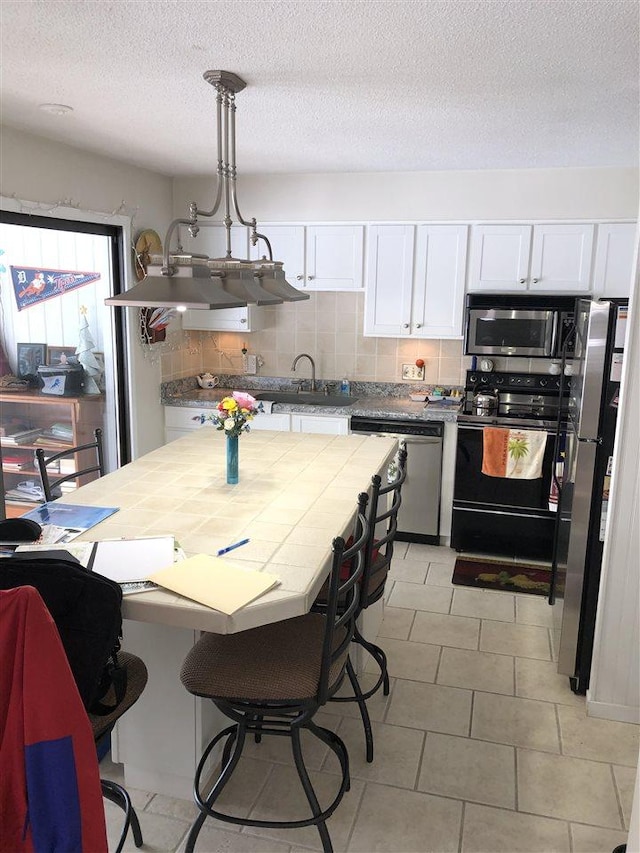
(216, 538, 250, 557)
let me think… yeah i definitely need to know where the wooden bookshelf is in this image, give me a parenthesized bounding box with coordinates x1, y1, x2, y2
(0, 390, 105, 517)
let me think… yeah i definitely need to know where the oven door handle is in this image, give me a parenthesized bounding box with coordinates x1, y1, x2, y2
(457, 424, 556, 437)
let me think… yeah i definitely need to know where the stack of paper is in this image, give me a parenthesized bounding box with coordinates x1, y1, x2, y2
(149, 554, 280, 615)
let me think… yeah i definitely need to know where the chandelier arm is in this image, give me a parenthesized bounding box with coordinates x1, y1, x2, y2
(228, 87, 257, 231)
(192, 86, 224, 219)
(162, 218, 199, 271)
(253, 233, 274, 262)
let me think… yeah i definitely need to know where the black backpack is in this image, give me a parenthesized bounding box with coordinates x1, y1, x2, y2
(0, 555, 126, 715)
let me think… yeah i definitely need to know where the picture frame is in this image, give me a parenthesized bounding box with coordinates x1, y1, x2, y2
(16, 342, 47, 382)
(47, 345, 78, 367)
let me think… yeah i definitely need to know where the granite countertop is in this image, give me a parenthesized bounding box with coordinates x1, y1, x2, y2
(162, 385, 462, 423)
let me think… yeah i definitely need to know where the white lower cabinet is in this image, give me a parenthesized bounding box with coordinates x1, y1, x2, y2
(248, 412, 291, 431)
(290, 414, 349, 435)
(164, 406, 349, 443)
(364, 224, 467, 338)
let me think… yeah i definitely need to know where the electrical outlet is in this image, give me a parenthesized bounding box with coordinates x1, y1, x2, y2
(244, 354, 258, 374)
(402, 363, 425, 381)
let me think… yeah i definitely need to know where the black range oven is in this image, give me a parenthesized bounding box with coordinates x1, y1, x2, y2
(452, 371, 567, 561)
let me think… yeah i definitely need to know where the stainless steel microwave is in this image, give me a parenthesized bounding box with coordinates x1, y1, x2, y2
(464, 294, 577, 359)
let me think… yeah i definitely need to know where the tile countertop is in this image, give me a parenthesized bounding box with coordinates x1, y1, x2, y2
(162, 386, 462, 423)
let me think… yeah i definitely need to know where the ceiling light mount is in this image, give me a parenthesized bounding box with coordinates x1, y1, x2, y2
(106, 70, 309, 310)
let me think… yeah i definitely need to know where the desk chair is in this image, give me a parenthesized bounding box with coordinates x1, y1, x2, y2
(317, 447, 408, 763)
(179, 494, 369, 853)
(36, 427, 105, 501)
(0, 586, 108, 853)
(0, 555, 147, 853)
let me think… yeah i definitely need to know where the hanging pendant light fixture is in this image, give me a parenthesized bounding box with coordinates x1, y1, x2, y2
(106, 71, 309, 310)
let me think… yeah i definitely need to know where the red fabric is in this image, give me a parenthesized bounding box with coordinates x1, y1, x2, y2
(0, 586, 107, 853)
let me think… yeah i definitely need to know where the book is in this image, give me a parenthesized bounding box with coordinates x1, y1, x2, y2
(22, 502, 120, 541)
(148, 554, 280, 615)
(1, 428, 43, 445)
(16, 535, 175, 585)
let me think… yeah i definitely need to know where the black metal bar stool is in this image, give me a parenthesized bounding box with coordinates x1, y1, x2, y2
(317, 447, 408, 762)
(179, 493, 369, 853)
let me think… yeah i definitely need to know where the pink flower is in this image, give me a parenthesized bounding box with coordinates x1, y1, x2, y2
(232, 391, 257, 410)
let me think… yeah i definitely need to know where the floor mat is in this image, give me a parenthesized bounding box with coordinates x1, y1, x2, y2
(452, 557, 552, 597)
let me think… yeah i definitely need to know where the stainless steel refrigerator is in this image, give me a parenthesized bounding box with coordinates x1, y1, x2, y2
(550, 298, 629, 694)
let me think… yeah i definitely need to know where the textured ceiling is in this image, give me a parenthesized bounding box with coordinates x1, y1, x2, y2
(1, 0, 638, 176)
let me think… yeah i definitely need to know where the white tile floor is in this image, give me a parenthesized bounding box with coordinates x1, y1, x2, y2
(102, 544, 639, 852)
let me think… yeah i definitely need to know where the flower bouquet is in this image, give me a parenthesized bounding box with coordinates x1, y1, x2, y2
(193, 391, 260, 437)
(193, 392, 260, 484)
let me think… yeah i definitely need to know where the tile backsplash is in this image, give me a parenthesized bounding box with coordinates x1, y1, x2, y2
(160, 292, 559, 385)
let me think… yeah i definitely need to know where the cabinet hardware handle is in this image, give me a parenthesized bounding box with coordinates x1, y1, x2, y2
(519, 278, 526, 284)
(403, 323, 409, 328)
(296, 275, 304, 281)
(416, 323, 422, 328)
(240, 318, 247, 324)
(308, 275, 315, 280)
(532, 278, 539, 284)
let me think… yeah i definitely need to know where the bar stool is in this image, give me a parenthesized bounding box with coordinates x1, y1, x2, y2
(317, 447, 408, 762)
(179, 493, 369, 853)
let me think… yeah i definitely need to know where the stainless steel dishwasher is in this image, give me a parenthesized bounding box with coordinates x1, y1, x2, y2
(349, 416, 443, 544)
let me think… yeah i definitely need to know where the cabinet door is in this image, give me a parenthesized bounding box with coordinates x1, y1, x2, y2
(363, 225, 415, 337)
(529, 223, 594, 292)
(412, 225, 468, 338)
(182, 304, 263, 332)
(467, 225, 532, 291)
(305, 225, 364, 290)
(290, 414, 349, 435)
(592, 223, 637, 298)
(250, 224, 305, 285)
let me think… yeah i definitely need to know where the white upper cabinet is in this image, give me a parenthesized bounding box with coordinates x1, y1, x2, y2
(364, 225, 415, 336)
(251, 224, 305, 284)
(468, 223, 594, 293)
(468, 225, 532, 291)
(364, 224, 467, 338)
(305, 226, 364, 290)
(180, 225, 264, 332)
(528, 223, 594, 291)
(412, 225, 468, 337)
(251, 224, 364, 291)
(592, 223, 637, 298)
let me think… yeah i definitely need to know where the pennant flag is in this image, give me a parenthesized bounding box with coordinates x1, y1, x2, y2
(11, 266, 101, 311)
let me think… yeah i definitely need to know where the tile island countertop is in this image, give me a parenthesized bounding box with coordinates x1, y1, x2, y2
(66, 428, 398, 635)
(162, 379, 462, 423)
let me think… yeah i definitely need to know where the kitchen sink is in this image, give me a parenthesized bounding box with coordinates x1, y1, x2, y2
(255, 391, 359, 407)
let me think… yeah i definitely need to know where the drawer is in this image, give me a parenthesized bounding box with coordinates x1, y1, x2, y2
(164, 406, 216, 431)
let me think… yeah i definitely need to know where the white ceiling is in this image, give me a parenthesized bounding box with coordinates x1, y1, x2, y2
(1, 0, 638, 177)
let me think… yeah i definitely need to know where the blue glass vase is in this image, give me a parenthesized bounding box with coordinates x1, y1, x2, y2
(226, 434, 239, 485)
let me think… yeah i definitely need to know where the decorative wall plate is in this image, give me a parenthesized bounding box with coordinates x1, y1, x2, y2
(134, 229, 162, 281)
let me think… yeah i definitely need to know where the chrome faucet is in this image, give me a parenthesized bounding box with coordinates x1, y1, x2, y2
(291, 353, 317, 392)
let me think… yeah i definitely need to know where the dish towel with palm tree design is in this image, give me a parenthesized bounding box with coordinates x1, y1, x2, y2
(481, 427, 546, 479)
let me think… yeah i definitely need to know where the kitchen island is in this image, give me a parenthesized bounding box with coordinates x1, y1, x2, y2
(64, 428, 397, 797)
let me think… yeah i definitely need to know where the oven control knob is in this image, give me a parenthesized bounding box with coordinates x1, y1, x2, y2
(539, 378, 547, 387)
(469, 374, 478, 383)
(495, 376, 504, 384)
(480, 376, 489, 383)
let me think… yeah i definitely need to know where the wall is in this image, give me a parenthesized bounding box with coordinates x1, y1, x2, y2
(164, 167, 639, 384)
(0, 126, 173, 456)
